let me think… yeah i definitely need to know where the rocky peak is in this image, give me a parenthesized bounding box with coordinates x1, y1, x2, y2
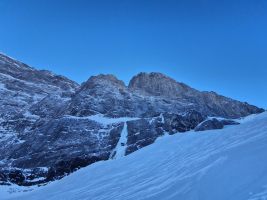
(81, 74, 126, 91)
(0, 53, 79, 92)
(0, 53, 35, 74)
(128, 72, 197, 98)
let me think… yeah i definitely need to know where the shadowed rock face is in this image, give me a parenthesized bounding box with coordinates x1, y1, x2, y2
(0, 53, 264, 186)
(126, 111, 205, 155)
(0, 53, 79, 126)
(0, 53, 78, 92)
(128, 72, 263, 119)
(66, 72, 263, 119)
(195, 118, 240, 132)
(129, 72, 197, 98)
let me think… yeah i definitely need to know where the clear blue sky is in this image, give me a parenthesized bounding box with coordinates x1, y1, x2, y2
(0, 0, 266, 108)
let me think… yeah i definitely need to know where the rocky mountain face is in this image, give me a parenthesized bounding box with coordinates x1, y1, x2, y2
(0, 53, 264, 186)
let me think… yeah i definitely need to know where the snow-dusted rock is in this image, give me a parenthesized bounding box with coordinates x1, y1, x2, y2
(129, 72, 263, 118)
(0, 53, 264, 186)
(195, 118, 240, 132)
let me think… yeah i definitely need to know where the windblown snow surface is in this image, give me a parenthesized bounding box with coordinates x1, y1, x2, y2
(1, 112, 267, 200)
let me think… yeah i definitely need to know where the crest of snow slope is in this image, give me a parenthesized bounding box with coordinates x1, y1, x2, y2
(2, 112, 267, 200)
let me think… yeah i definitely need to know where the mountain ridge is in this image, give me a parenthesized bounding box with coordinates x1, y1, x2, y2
(0, 52, 264, 186)
(0, 52, 264, 111)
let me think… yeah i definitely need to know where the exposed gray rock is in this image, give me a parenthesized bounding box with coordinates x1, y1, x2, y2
(221, 119, 240, 126)
(195, 118, 224, 131)
(66, 72, 263, 119)
(126, 111, 206, 155)
(126, 119, 164, 155)
(0, 53, 78, 92)
(0, 117, 124, 185)
(162, 111, 205, 134)
(129, 72, 263, 119)
(194, 118, 240, 132)
(129, 72, 197, 98)
(0, 53, 79, 135)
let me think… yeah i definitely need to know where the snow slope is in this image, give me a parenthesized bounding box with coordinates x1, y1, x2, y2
(2, 112, 267, 200)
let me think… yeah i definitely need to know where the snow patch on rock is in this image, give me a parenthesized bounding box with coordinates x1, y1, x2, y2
(64, 114, 139, 126)
(111, 122, 129, 159)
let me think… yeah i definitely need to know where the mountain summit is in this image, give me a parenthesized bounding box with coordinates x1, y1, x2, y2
(129, 72, 196, 97)
(0, 53, 264, 186)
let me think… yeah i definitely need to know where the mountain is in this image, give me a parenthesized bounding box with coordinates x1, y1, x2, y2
(2, 111, 267, 200)
(0, 53, 78, 133)
(0, 53, 264, 187)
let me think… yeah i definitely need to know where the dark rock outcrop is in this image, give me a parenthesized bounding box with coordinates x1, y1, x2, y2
(195, 118, 240, 132)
